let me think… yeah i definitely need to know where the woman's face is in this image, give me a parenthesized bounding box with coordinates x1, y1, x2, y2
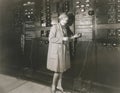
(60, 18, 68, 26)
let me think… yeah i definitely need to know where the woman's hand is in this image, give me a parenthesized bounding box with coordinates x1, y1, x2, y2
(63, 37, 69, 41)
(73, 33, 82, 39)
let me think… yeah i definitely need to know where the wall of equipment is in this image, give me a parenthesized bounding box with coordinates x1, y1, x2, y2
(14, 0, 120, 89)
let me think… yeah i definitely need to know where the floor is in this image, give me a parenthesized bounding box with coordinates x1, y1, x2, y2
(0, 74, 72, 93)
(0, 73, 120, 93)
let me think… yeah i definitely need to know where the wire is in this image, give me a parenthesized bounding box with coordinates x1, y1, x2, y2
(72, 41, 91, 93)
(79, 41, 91, 77)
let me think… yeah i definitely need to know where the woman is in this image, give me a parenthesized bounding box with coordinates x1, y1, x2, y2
(47, 13, 81, 93)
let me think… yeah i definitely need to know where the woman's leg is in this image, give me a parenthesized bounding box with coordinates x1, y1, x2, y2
(52, 72, 59, 92)
(57, 72, 63, 91)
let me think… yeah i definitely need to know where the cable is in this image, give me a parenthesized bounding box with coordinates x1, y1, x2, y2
(78, 41, 91, 77)
(72, 41, 91, 93)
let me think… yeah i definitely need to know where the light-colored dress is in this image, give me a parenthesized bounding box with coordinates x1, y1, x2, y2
(47, 23, 71, 72)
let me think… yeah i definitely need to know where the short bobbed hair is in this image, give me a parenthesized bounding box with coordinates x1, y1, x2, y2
(58, 13, 68, 21)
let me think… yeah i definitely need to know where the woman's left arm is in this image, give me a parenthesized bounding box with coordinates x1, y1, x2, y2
(70, 33, 82, 40)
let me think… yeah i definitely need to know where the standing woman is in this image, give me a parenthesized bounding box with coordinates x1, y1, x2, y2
(47, 13, 81, 93)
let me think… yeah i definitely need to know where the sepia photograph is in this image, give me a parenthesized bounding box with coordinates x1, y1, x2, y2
(0, 0, 120, 93)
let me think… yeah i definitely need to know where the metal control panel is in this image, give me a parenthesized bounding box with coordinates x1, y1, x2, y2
(22, 1, 36, 40)
(74, 0, 95, 41)
(96, 0, 120, 47)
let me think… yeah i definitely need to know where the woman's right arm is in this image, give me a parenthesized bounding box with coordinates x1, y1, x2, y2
(49, 25, 63, 44)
